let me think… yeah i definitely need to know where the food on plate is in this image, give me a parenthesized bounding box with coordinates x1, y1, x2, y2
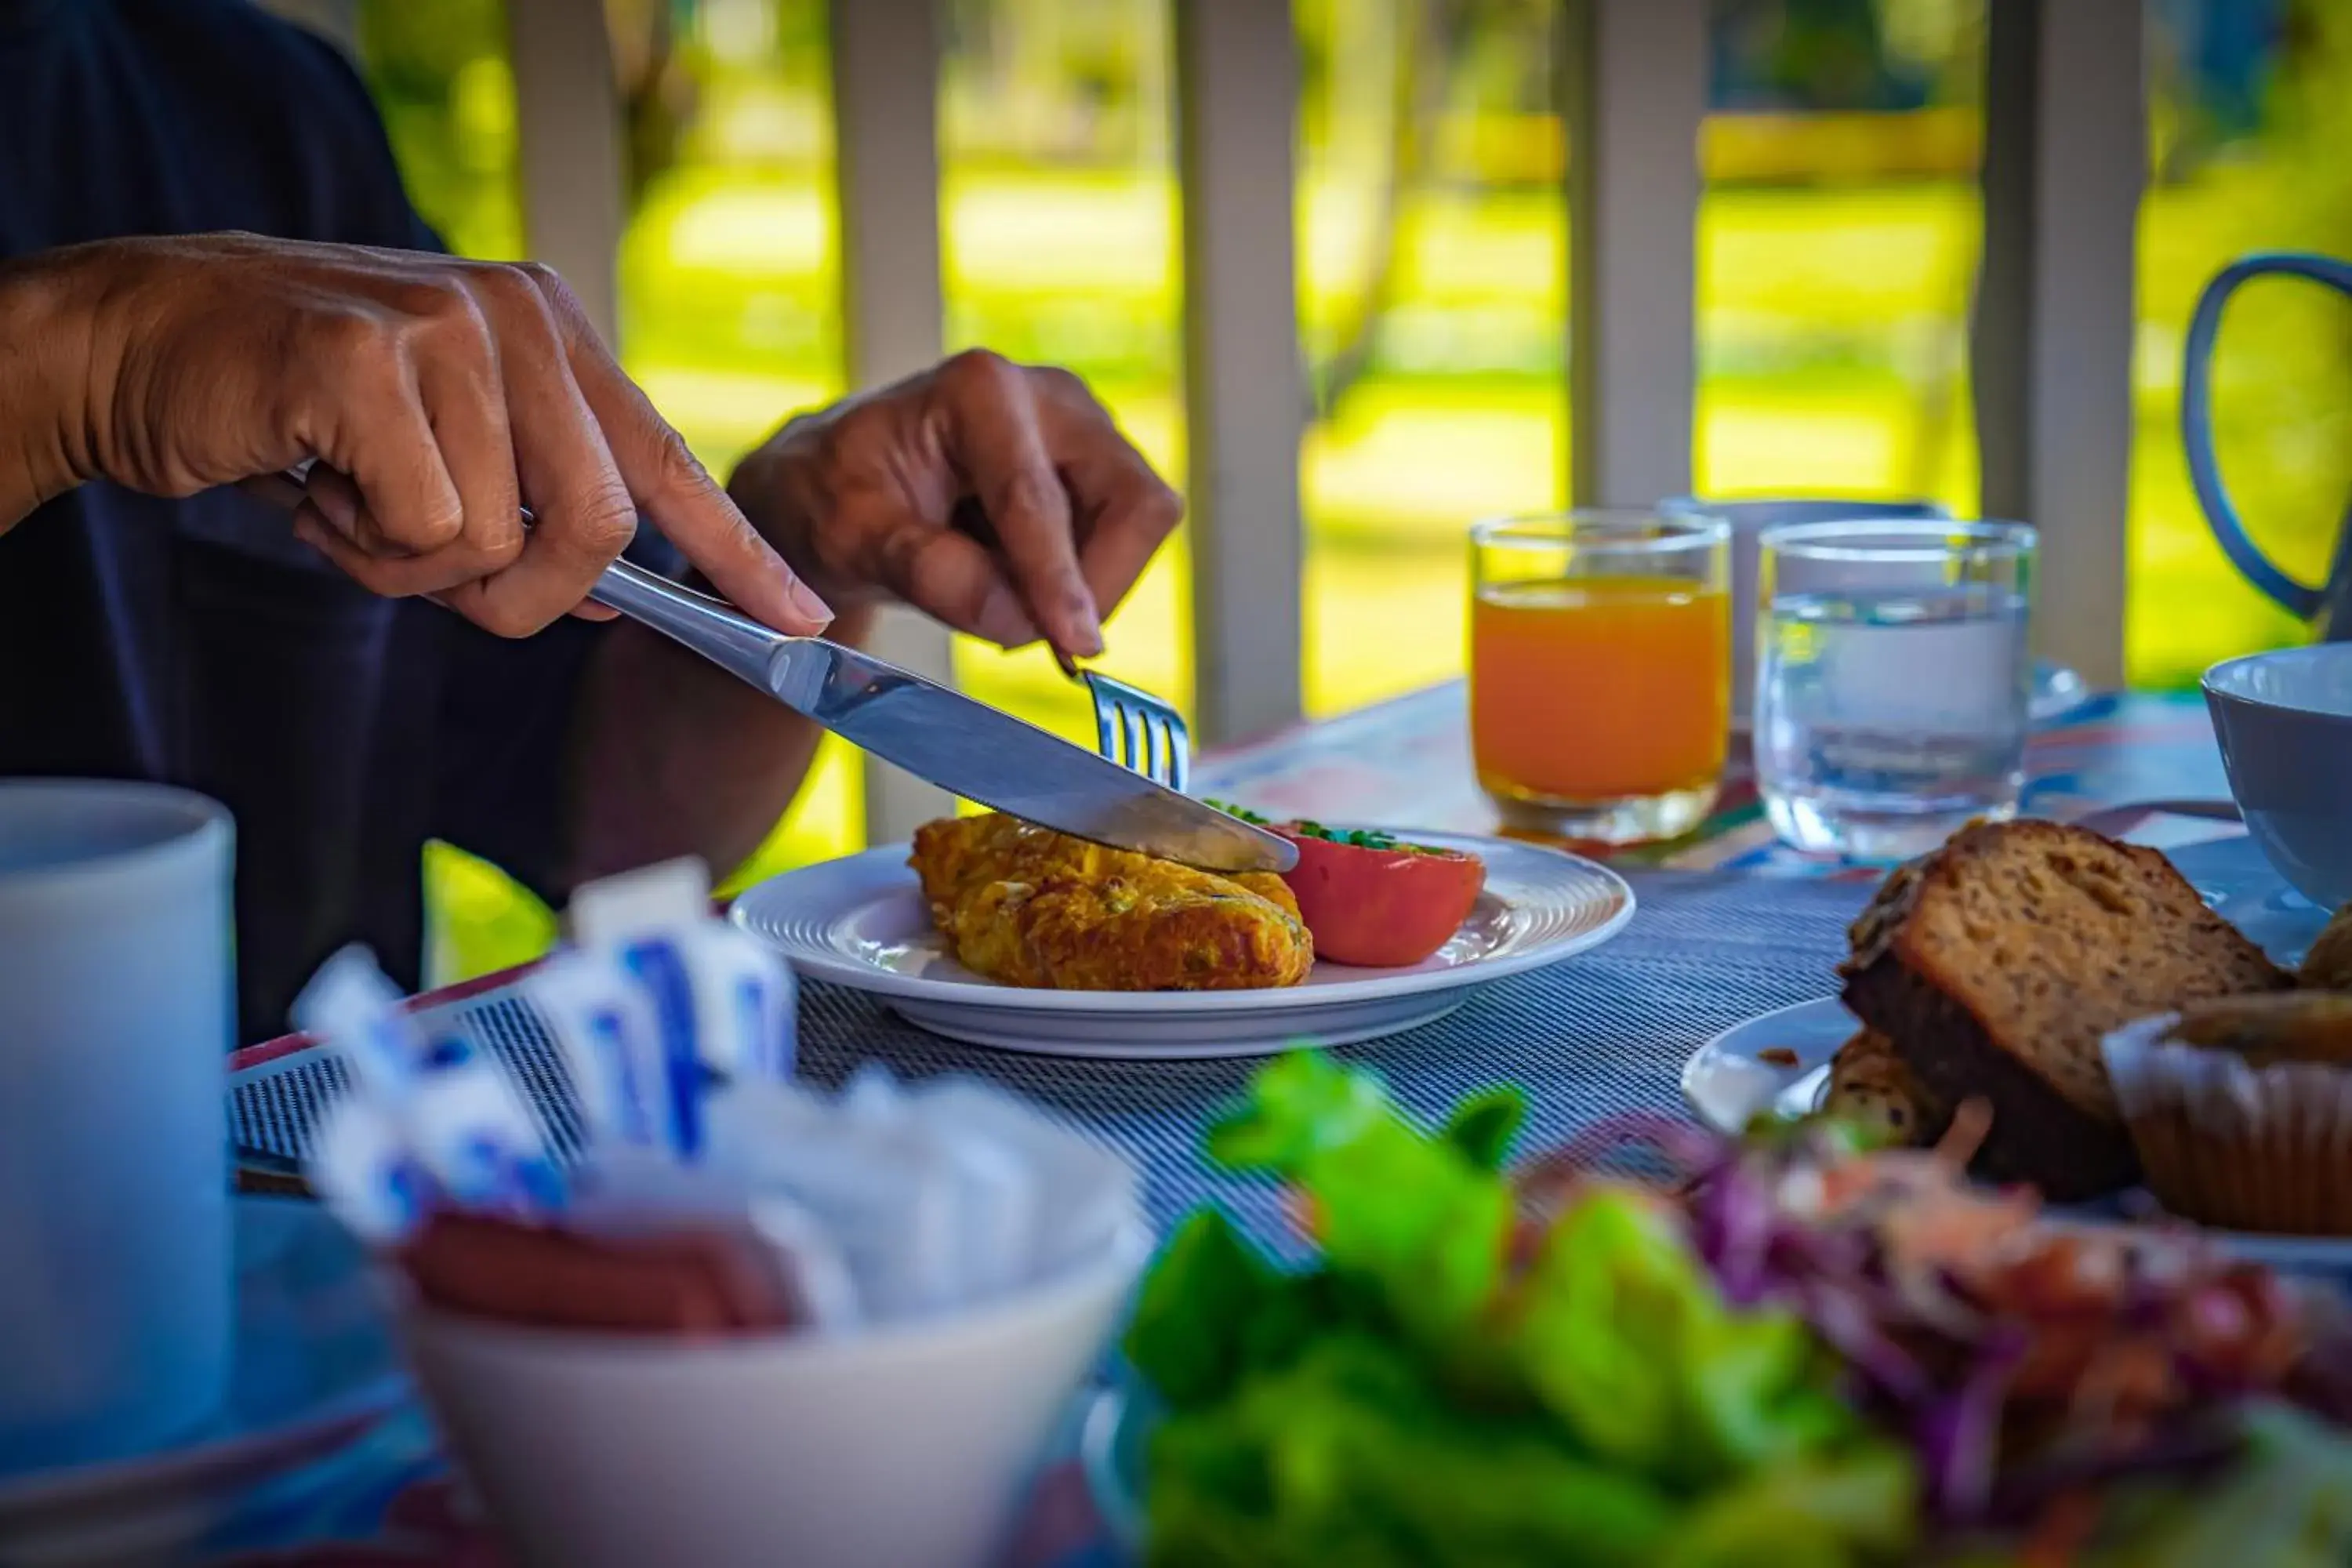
(909, 813, 1312, 992)
(1822, 1029, 1947, 1147)
(1839, 818, 2288, 1200)
(1124, 1055, 2352, 1566)
(2299, 904, 2352, 990)
(2104, 993, 2352, 1237)
(1210, 802, 1486, 967)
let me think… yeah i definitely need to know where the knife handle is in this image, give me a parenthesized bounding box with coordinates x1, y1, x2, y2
(589, 553, 797, 692)
(252, 464, 798, 693)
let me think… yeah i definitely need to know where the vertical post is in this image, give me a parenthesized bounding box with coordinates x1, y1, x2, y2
(1561, 0, 1706, 507)
(1975, 0, 2142, 688)
(506, 0, 626, 342)
(1173, 0, 1307, 746)
(829, 0, 959, 840)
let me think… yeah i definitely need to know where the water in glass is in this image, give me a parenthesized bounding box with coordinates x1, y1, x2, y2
(1756, 584, 2031, 859)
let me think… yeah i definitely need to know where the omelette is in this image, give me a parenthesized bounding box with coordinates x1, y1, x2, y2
(908, 813, 1314, 991)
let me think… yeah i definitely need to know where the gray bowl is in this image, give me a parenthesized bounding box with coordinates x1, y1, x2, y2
(2205, 644, 2352, 913)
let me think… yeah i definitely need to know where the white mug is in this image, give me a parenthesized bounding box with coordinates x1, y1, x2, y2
(0, 781, 234, 1473)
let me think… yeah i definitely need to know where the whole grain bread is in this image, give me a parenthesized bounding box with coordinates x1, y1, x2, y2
(1838, 818, 2290, 1200)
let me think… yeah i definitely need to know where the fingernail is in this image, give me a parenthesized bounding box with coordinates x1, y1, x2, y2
(787, 575, 834, 626)
(1069, 597, 1105, 659)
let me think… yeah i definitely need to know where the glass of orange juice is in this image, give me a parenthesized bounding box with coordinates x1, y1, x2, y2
(1469, 510, 1732, 843)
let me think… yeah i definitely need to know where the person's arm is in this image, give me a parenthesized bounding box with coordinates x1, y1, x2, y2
(0, 234, 833, 642)
(557, 351, 1182, 887)
(0, 252, 102, 530)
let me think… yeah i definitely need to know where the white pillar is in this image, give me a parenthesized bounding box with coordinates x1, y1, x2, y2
(829, 0, 959, 840)
(1172, 0, 1307, 746)
(506, 0, 626, 340)
(1976, 0, 2143, 688)
(1562, 0, 1706, 508)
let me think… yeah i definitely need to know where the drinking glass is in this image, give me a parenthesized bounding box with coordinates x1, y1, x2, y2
(0, 782, 234, 1473)
(1754, 520, 2038, 860)
(1469, 510, 1732, 843)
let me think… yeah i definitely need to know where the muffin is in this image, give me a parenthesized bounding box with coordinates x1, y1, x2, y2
(2103, 993, 2352, 1235)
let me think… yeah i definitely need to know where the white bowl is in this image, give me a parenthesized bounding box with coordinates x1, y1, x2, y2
(400, 1215, 1151, 1568)
(2205, 644, 2352, 912)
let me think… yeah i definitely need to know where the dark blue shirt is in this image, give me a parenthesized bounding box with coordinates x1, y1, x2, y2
(0, 0, 615, 1039)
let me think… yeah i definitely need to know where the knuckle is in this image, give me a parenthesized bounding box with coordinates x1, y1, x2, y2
(570, 489, 641, 561)
(938, 346, 1018, 396)
(514, 261, 586, 325)
(1143, 477, 1185, 533)
(648, 422, 715, 492)
(995, 466, 1063, 526)
(1029, 363, 1090, 404)
(466, 261, 556, 325)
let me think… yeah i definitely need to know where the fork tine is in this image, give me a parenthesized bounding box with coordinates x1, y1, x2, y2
(1089, 677, 1119, 763)
(1163, 713, 1190, 793)
(1120, 702, 1149, 779)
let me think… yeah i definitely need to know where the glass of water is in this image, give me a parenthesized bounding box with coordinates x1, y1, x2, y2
(1754, 520, 2038, 860)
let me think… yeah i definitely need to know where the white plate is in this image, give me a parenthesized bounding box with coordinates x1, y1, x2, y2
(731, 830, 1635, 1058)
(1682, 996, 2352, 1274)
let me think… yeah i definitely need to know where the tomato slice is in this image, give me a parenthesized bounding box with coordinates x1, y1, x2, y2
(1274, 826, 1486, 967)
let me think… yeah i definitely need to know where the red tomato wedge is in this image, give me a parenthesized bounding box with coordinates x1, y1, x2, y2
(1273, 826, 1486, 967)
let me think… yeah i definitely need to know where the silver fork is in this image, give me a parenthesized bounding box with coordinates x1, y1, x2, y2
(1082, 670, 1191, 793)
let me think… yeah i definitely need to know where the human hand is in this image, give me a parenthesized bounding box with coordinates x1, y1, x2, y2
(0, 233, 832, 637)
(727, 350, 1182, 658)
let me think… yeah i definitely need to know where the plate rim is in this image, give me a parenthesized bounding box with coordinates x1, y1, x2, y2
(0, 1195, 408, 1523)
(730, 827, 1637, 1014)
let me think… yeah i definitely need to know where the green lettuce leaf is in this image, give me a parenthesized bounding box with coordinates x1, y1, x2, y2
(1206, 1054, 1511, 1348)
(1146, 1334, 1676, 1568)
(1505, 1185, 1860, 1486)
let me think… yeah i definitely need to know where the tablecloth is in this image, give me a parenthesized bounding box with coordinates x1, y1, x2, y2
(174, 685, 2244, 1565)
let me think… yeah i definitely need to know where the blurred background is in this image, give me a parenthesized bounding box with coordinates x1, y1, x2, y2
(330, 0, 2351, 980)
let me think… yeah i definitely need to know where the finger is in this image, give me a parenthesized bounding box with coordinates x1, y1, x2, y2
(933, 351, 1099, 656)
(303, 318, 466, 556)
(291, 510, 512, 601)
(1038, 389, 1184, 621)
(412, 307, 524, 564)
(300, 463, 423, 561)
(436, 273, 635, 637)
(869, 515, 1041, 647)
(522, 265, 831, 635)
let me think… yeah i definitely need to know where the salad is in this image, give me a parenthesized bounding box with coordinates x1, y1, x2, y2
(1123, 1058, 2352, 1566)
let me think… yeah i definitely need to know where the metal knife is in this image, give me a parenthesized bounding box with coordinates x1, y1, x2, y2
(246, 471, 1295, 873)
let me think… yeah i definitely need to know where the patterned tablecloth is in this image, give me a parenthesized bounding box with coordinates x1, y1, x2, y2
(154, 684, 2245, 1566)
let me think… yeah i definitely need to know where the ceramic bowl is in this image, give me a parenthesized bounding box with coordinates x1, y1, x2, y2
(2205, 644, 2352, 913)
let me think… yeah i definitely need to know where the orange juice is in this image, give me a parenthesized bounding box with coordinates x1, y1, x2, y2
(1470, 576, 1730, 803)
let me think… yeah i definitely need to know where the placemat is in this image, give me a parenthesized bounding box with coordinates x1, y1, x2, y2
(232, 868, 1872, 1247)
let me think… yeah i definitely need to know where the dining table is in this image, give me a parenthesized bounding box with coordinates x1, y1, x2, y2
(175, 681, 2259, 1566)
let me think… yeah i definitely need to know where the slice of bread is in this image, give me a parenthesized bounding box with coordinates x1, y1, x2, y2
(1839, 818, 2290, 1200)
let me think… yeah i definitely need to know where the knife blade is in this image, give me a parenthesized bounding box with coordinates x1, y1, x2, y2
(245, 467, 1294, 873)
(762, 634, 1293, 872)
(600, 562, 1294, 872)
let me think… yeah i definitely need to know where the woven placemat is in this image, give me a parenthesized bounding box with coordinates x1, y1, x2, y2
(231, 869, 1871, 1247)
